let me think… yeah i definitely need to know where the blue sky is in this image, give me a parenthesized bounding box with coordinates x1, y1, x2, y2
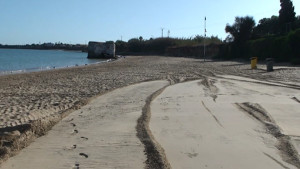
(0, 0, 299, 45)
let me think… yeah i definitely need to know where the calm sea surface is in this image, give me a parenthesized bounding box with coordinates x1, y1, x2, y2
(0, 49, 105, 74)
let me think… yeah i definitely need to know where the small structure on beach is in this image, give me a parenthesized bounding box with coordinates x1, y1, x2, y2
(87, 41, 116, 59)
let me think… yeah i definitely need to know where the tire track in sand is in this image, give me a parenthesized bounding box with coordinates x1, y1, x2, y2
(136, 86, 172, 169)
(236, 102, 300, 168)
(199, 77, 219, 102)
(201, 101, 223, 128)
(291, 97, 300, 103)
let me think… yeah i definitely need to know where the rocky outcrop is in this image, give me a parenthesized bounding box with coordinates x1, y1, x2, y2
(87, 41, 116, 59)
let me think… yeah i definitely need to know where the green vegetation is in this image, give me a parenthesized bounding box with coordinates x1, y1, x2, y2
(219, 0, 299, 64)
(0, 43, 87, 51)
(220, 28, 300, 63)
(4, 0, 297, 64)
(253, 16, 280, 38)
(115, 36, 222, 55)
(117, 1, 299, 64)
(279, 0, 296, 32)
(225, 16, 256, 43)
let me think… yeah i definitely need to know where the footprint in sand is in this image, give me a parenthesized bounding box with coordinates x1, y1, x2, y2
(185, 152, 199, 158)
(71, 129, 78, 135)
(80, 137, 88, 141)
(79, 153, 88, 158)
(72, 163, 80, 169)
(64, 144, 77, 151)
(70, 123, 76, 127)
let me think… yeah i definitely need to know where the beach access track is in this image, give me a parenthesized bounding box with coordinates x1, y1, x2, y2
(0, 81, 169, 169)
(0, 56, 299, 168)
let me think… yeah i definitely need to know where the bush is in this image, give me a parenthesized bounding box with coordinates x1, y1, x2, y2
(115, 40, 128, 53)
(219, 28, 300, 63)
(247, 36, 293, 61)
(128, 38, 143, 52)
(144, 38, 176, 54)
(287, 28, 300, 60)
(115, 36, 222, 55)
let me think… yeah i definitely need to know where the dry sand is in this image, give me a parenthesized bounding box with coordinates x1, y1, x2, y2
(150, 76, 300, 168)
(0, 56, 299, 167)
(0, 80, 169, 169)
(0, 57, 298, 130)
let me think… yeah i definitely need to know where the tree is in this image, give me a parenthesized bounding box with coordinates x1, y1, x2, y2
(209, 35, 223, 44)
(279, 0, 296, 32)
(115, 40, 128, 53)
(253, 16, 280, 37)
(225, 16, 256, 43)
(128, 38, 142, 52)
(296, 16, 300, 28)
(193, 35, 204, 43)
(139, 36, 143, 42)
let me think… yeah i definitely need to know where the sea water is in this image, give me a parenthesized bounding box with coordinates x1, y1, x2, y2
(0, 49, 105, 74)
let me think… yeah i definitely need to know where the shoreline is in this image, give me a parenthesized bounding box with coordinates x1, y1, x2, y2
(0, 47, 87, 53)
(0, 56, 299, 165)
(0, 58, 112, 77)
(0, 48, 106, 76)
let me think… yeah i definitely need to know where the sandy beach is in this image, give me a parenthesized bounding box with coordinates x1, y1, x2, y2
(150, 76, 300, 168)
(1, 80, 169, 169)
(0, 56, 299, 168)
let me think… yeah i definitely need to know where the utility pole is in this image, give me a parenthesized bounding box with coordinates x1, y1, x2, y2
(204, 16, 206, 62)
(161, 28, 164, 38)
(168, 30, 170, 38)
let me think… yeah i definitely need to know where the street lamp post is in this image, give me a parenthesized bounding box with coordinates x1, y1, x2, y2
(204, 16, 206, 62)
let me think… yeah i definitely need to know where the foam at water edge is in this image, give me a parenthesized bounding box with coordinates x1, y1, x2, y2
(0, 60, 109, 76)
